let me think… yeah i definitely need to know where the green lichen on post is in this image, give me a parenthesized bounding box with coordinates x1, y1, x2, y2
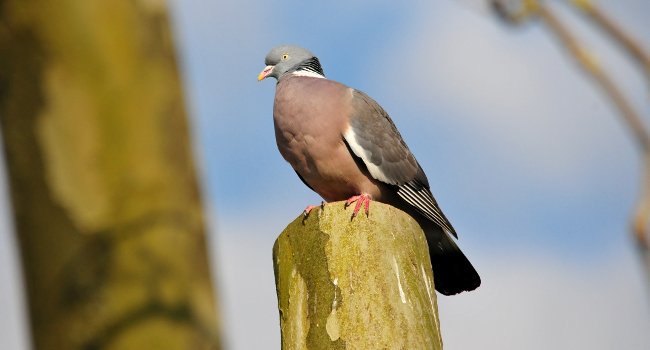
(273, 202, 443, 350)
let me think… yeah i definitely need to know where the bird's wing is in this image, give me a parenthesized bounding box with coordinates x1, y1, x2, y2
(343, 90, 458, 238)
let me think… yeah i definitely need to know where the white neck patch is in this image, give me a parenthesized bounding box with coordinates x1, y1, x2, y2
(290, 70, 326, 79)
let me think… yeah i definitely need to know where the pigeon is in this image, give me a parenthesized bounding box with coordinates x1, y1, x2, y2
(259, 45, 480, 295)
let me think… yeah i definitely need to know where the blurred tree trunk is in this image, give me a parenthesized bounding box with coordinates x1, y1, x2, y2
(0, 1, 221, 349)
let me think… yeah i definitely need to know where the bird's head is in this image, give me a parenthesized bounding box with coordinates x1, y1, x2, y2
(258, 45, 325, 81)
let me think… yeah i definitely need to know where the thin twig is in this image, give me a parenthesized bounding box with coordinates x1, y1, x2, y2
(570, 0, 650, 80)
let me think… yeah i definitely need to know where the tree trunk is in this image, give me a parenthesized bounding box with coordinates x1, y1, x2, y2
(0, 0, 221, 349)
(273, 201, 443, 350)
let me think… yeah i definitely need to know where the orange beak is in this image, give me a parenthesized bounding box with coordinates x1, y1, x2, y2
(258, 65, 274, 81)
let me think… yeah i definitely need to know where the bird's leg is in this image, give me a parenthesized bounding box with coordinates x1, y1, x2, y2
(345, 193, 372, 218)
(303, 201, 325, 218)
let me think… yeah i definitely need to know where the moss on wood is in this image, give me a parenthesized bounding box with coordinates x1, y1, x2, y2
(274, 202, 442, 350)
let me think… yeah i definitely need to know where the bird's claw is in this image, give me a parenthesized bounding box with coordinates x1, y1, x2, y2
(302, 201, 325, 220)
(345, 194, 371, 219)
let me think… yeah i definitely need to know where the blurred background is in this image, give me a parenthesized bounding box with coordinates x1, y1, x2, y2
(1, 0, 649, 349)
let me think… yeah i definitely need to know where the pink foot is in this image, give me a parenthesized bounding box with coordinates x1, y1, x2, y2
(345, 194, 371, 218)
(303, 201, 325, 218)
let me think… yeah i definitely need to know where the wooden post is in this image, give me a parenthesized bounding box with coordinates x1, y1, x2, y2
(273, 201, 443, 350)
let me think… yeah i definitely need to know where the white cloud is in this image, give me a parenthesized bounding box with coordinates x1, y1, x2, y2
(209, 217, 282, 350)
(440, 251, 650, 350)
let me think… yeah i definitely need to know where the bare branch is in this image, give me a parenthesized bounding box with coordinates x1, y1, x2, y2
(489, 0, 650, 291)
(538, 2, 650, 289)
(570, 0, 650, 80)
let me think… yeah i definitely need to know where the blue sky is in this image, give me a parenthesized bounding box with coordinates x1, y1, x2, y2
(1, 0, 649, 349)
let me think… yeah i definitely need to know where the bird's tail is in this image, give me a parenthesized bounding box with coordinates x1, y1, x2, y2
(421, 221, 481, 296)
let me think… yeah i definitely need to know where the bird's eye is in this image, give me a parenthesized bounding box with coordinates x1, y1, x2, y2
(281, 53, 289, 60)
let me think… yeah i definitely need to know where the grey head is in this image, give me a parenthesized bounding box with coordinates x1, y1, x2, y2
(258, 45, 325, 81)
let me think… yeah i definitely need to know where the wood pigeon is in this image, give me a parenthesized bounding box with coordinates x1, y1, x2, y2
(259, 45, 480, 295)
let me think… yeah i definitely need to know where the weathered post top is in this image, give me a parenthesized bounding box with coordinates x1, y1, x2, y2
(273, 201, 443, 349)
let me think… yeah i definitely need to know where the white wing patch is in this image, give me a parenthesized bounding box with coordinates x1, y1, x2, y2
(343, 127, 393, 184)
